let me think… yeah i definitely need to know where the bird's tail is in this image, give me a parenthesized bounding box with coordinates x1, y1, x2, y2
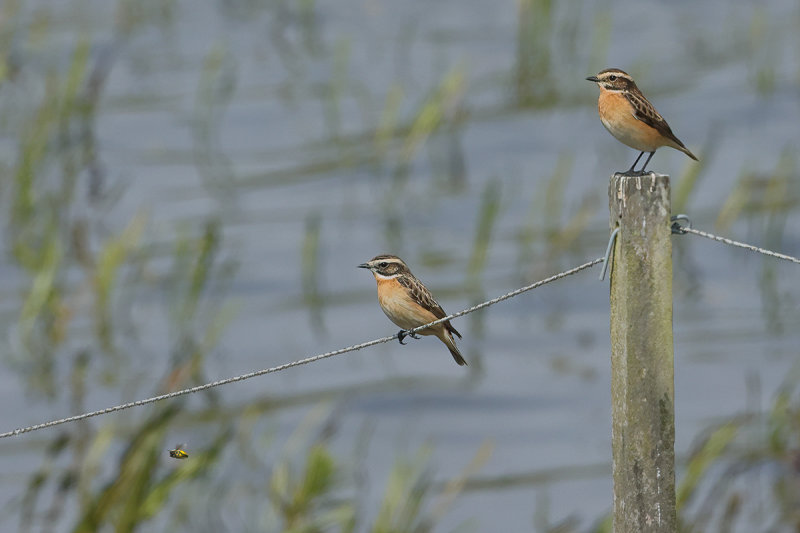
(666, 134, 698, 161)
(678, 144, 699, 161)
(438, 329, 467, 366)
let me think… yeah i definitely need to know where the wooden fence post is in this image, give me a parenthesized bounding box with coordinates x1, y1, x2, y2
(608, 173, 676, 533)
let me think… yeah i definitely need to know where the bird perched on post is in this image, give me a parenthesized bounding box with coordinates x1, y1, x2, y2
(586, 68, 698, 173)
(358, 254, 467, 366)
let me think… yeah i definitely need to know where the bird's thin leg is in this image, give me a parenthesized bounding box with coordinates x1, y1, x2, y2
(639, 151, 655, 173)
(627, 152, 645, 173)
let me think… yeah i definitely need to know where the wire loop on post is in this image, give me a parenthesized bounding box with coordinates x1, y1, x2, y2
(599, 228, 619, 281)
(670, 214, 692, 235)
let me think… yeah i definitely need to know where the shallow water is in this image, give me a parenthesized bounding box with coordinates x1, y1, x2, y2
(1, 0, 799, 531)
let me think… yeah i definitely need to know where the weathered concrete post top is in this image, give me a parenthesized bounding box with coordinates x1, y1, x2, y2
(608, 172, 676, 533)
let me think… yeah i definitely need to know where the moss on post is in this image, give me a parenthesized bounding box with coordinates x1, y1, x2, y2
(608, 173, 676, 533)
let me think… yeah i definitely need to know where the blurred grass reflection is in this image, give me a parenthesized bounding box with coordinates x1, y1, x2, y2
(1, 0, 799, 531)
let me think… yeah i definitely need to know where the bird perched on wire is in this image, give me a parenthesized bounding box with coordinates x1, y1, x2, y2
(586, 68, 698, 173)
(358, 254, 467, 366)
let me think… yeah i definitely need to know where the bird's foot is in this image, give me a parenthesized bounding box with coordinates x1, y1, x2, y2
(397, 330, 420, 345)
(618, 168, 654, 177)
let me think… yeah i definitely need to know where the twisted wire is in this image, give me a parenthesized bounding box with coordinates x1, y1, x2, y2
(0, 257, 604, 439)
(681, 227, 800, 265)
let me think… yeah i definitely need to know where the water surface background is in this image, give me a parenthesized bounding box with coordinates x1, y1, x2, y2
(1, 0, 799, 531)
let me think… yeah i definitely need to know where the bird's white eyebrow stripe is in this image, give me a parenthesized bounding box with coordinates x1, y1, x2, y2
(597, 73, 633, 83)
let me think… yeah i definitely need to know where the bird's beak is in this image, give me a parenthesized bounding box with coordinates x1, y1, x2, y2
(585, 75, 599, 82)
(357, 263, 371, 269)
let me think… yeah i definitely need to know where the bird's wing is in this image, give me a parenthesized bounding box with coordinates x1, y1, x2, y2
(398, 275, 462, 338)
(626, 91, 666, 129)
(398, 276, 447, 319)
(625, 90, 687, 148)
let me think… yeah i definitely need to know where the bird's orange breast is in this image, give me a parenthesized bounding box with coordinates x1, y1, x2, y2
(375, 277, 439, 333)
(597, 90, 664, 152)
